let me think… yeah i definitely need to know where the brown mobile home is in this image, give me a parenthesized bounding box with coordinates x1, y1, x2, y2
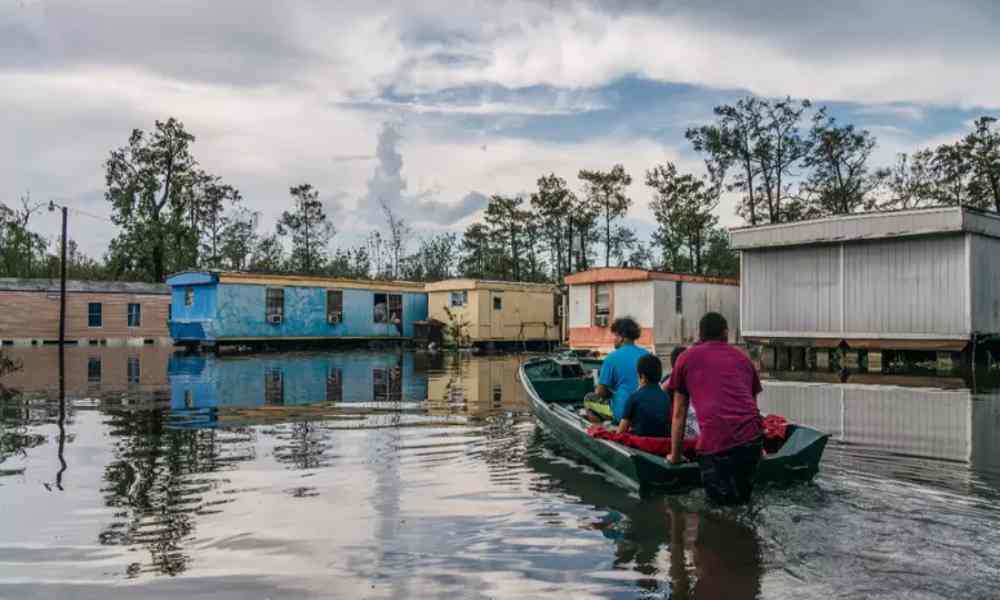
(0, 279, 171, 346)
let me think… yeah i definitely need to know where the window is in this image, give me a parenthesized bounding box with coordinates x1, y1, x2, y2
(265, 368, 284, 404)
(88, 303, 102, 328)
(185, 287, 194, 306)
(553, 294, 562, 326)
(127, 303, 142, 327)
(374, 293, 403, 329)
(493, 295, 503, 310)
(327, 367, 342, 403)
(87, 357, 101, 384)
(675, 281, 683, 314)
(266, 288, 284, 324)
(449, 291, 467, 307)
(326, 290, 343, 325)
(594, 284, 610, 327)
(127, 356, 140, 385)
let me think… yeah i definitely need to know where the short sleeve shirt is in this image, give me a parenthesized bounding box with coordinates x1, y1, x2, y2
(666, 341, 763, 455)
(598, 344, 650, 421)
(622, 385, 671, 437)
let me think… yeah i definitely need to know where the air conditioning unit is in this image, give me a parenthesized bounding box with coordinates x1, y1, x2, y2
(267, 314, 283, 325)
(595, 314, 609, 327)
(328, 312, 342, 325)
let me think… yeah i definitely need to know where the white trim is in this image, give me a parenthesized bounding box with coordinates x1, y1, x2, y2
(742, 330, 969, 341)
(729, 206, 961, 234)
(839, 242, 845, 333)
(964, 232, 973, 335)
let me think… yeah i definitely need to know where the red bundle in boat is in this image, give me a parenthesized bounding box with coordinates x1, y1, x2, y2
(586, 426, 698, 460)
(762, 414, 789, 454)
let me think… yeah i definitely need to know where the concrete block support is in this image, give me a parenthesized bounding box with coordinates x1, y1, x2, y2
(815, 349, 831, 370)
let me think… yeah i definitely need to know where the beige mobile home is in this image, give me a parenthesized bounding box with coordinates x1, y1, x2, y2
(424, 279, 561, 346)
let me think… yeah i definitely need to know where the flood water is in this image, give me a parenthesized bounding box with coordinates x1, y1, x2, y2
(1, 347, 999, 599)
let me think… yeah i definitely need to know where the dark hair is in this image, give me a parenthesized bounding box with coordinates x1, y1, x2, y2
(670, 345, 687, 367)
(637, 353, 662, 384)
(610, 317, 641, 341)
(699, 312, 728, 341)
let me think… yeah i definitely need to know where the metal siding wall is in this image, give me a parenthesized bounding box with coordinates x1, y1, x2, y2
(214, 284, 425, 339)
(568, 284, 590, 327)
(653, 281, 675, 345)
(970, 234, 1000, 334)
(612, 281, 653, 327)
(742, 245, 840, 335)
(844, 236, 967, 336)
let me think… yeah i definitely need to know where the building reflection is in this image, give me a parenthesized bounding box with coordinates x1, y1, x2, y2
(425, 353, 529, 417)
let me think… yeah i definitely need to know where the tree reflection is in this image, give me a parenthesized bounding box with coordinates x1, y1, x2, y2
(98, 408, 254, 577)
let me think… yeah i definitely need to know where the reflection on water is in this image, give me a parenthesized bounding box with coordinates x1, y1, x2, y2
(1, 348, 1000, 598)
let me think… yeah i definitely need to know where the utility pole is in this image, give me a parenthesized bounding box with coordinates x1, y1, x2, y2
(59, 205, 67, 347)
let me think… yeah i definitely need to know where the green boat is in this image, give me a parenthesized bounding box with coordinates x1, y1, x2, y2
(519, 355, 830, 494)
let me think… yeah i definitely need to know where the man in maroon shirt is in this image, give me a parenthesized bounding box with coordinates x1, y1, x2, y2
(665, 312, 764, 505)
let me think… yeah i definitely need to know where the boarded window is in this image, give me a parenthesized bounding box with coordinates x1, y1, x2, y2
(675, 282, 683, 314)
(88, 303, 102, 327)
(127, 303, 142, 327)
(493, 295, 502, 310)
(127, 356, 140, 385)
(327, 367, 342, 402)
(87, 357, 101, 384)
(594, 284, 610, 327)
(450, 291, 467, 307)
(185, 287, 194, 306)
(327, 290, 343, 324)
(265, 368, 284, 404)
(266, 288, 284, 323)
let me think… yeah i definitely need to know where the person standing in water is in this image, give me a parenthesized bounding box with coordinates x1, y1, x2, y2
(665, 312, 764, 506)
(586, 317, 650, 423)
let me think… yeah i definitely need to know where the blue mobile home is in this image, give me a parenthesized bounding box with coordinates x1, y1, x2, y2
(166, 271, 428, 349)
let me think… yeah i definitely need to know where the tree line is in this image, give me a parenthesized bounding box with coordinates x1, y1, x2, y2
(2, 98, 998, 284)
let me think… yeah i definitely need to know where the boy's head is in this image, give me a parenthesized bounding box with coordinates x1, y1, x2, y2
(636, 353, 663, 386)
(698, 312, 728, 342)
(610, 317, 641, 348)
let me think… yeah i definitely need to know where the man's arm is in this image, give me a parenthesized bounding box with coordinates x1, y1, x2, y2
(616, 417, 632, 434)
(668, 391, 689, 464)
(595, 383, 613, 399)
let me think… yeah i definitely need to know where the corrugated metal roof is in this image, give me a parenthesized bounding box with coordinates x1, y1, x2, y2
(729, 206, 1000, 250)
(0, 278, 169, 295)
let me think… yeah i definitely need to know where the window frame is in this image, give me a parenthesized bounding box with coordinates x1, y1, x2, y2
(127, 303, 142, 328)
(493, 295, 503, 311)
(265, 288, 285, 324)
(593, 284, 611, 327)
(449, 291, 467, 308)
(184, 287, 194, 307)
(87, 303, 103, 328)
(87, 357, 101, 384)
(326, 289, 343, 325)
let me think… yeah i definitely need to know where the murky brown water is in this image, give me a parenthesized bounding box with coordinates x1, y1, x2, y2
(1, 347, 999, 599)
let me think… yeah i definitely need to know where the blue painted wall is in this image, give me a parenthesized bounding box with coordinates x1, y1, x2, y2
(213, 283, 427, 340)
(166, 276, 429, 342)
(168, 352, 428, 417)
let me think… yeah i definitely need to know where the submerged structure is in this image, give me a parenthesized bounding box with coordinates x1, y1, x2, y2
(730, 206, 1000, 369)
(166, 271, 428, 350)
(424, 279, 561, 348)
(0, 278, 171, 346)
(563, 268, 740, 355)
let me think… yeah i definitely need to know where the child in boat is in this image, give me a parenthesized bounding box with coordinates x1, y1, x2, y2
(663, 346, 700, 439)
(617, 354, 671, 437)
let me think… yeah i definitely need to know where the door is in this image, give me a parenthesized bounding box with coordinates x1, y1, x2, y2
(490, 291, 504, 340)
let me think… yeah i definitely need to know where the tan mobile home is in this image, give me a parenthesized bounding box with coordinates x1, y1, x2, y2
(424, 279, 561, 346)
